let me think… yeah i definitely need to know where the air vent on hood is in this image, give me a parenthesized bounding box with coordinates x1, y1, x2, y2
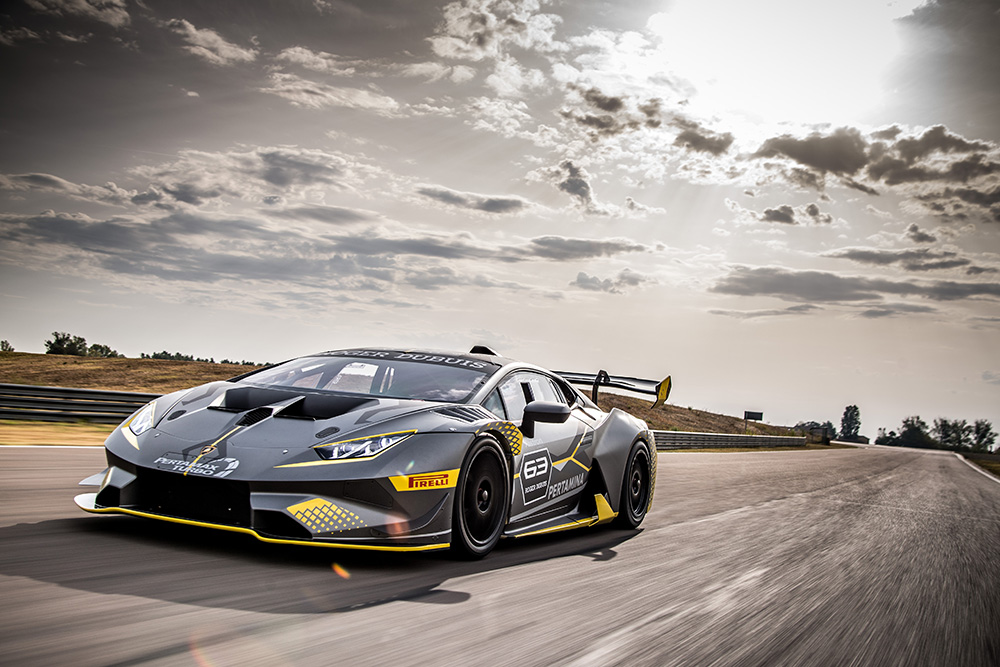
(436, 406, 495, 423)
(237, 407, 273, 426)
(274, 394, 376, 421)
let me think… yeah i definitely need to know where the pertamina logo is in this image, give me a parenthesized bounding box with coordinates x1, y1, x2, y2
(389, 469, 459, 492)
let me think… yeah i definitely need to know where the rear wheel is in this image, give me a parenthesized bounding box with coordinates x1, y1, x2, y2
(613, 440, 651, 528)
(451, 436, 510, 558)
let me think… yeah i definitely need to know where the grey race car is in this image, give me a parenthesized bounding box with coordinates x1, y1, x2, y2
(75, 347, 666, 558)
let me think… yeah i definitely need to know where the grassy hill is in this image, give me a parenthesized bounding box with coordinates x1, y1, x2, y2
(0, 352, 799, 436)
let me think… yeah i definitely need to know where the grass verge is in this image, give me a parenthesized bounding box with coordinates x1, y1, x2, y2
(966, 457, 1000, 478)
(0, 420, 115, 447)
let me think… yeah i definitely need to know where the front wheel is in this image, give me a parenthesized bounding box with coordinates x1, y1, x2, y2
(451, 436, 510, 558)
(613, 440, 652, 528)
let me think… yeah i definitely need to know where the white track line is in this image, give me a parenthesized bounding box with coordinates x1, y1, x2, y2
(955, 452, 1000, 486)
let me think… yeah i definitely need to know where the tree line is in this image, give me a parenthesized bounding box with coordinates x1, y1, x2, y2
(0, 332, 264, 366)
(799, 404, 997, 453)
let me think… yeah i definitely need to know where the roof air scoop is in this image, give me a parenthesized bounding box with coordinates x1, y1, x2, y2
(469, 345, 500, 356)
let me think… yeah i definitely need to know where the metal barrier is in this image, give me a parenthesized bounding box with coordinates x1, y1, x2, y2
(654, 431, 806, 450)
(0, 383, 157, 424)
(0, 383, 807, 448)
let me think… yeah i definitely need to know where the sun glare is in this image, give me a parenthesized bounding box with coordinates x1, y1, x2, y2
(647, 0, 924, 126)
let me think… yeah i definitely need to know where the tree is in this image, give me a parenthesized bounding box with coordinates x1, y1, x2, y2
(840, 405, 861, 440)
(821, 421, 838, 440)
(875, 428, 898, 446)
(0, 340, 13, 352)
(87, 343, 123, 358)
(972, 420, 997, 454)
(933, 418, 973, 451)
(45, 331, 88, 356)
(897, 415, 936, 449)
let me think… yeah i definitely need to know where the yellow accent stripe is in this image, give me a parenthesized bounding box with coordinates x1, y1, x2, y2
(184, 426, 241, 476)
(78, 503, 449, 552)
(552, 433, 591, 471)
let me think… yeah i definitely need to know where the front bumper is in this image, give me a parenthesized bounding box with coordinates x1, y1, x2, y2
(76, 462, 454, 552)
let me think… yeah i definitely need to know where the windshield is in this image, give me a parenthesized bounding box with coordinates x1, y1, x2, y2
(240, 352, 496, 403)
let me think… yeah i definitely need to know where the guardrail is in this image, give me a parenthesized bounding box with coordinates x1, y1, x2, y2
(654, 430, 806, 450)
(0, 383, 807, 448)
(0, 384, 157, 424)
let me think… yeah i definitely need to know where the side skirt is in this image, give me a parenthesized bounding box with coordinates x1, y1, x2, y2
(504, 494, 616, 539)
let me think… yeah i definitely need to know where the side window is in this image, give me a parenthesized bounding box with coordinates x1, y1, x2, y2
(526, 374, 564, 404)
(482, 389, 506, 419)
(498, 375, 529, 422)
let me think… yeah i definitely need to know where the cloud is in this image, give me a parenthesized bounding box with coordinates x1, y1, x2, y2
(711, 266, 1000, 303)
(0, 27, 43, 47)
(825, 247, 972, 272)
(858, 303, 938, 319)
(0, 172, 133, 206)
(24, 0, 129, 28)
(323, 229, 652, 263)
(727, 199, 832, 226)
(905, 223, 937, 244)
(429, 0, 565, 62)
(755, 127, 869, 175)
(259, 72, 400, 114)
(166, 19, 257, 66)
(984, 371, 1000, 387)
(416, 185, 529, 214)
(269, 205, 373, 224)
(534, 160, 620, 215)
(570, 268, 655, 294)
(274, 46, 363, 75)
(708, 304, 821, 319)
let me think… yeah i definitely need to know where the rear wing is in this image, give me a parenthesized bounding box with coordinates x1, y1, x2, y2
(555, 370, 672, 409)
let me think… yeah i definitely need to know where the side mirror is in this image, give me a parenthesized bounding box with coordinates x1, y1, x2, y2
(521, 401, 571, 438)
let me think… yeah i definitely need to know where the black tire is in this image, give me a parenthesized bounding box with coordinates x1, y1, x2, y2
(451, 436, 510, 558)
(613, 440, 651, 528)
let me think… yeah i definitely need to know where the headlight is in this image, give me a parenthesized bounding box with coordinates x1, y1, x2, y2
(314, 431, 414, 460)
(127, 402, 156, 437)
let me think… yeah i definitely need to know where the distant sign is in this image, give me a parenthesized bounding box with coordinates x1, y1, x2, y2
(744, 411, 763, 421)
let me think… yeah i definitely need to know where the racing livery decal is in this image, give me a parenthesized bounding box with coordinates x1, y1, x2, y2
(476, 420, 523, 456)
(286, 498, 366, 533)
(389, 469, 460, 491)
(520, 449, 552, 505)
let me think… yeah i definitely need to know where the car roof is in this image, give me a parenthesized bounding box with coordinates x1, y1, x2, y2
(313, 347, 517, 369)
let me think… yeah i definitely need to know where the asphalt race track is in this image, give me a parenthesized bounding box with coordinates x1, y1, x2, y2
(1, 446, 998, 666)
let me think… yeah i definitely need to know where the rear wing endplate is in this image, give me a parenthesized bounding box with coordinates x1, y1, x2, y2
(555, 371, 672, 409)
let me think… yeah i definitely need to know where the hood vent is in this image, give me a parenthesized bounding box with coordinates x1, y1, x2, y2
(274, 394, 377, 421)
(237, 407, 273, 427)
(436, 406, 494, 423)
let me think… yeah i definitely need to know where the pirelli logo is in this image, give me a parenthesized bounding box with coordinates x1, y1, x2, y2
(389, 469, 459, 492)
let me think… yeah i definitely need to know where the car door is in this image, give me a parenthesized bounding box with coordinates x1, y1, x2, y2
(494, 372, 594, 524)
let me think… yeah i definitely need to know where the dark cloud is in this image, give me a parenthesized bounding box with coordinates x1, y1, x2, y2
(825, 247, 972, 272)
(761, 206, 796, 224)
(916, 185, 1000, 222)
(711, 265, 1000, 303)
(893, 125, 991, 163)
(0, 172, 133, 205)
(755, 127, 869, 175)
(416, 185, 528, 214)
(258, 149, 343, 187)
(24, 0, 130, 28)
(582, 87, 624, 113)
(543, 160, 608, 214)
(905, 223, 937, 244)
(674, 127, 734, 156)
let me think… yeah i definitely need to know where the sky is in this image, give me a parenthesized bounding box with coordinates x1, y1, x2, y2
(1, 0, 999, 437)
